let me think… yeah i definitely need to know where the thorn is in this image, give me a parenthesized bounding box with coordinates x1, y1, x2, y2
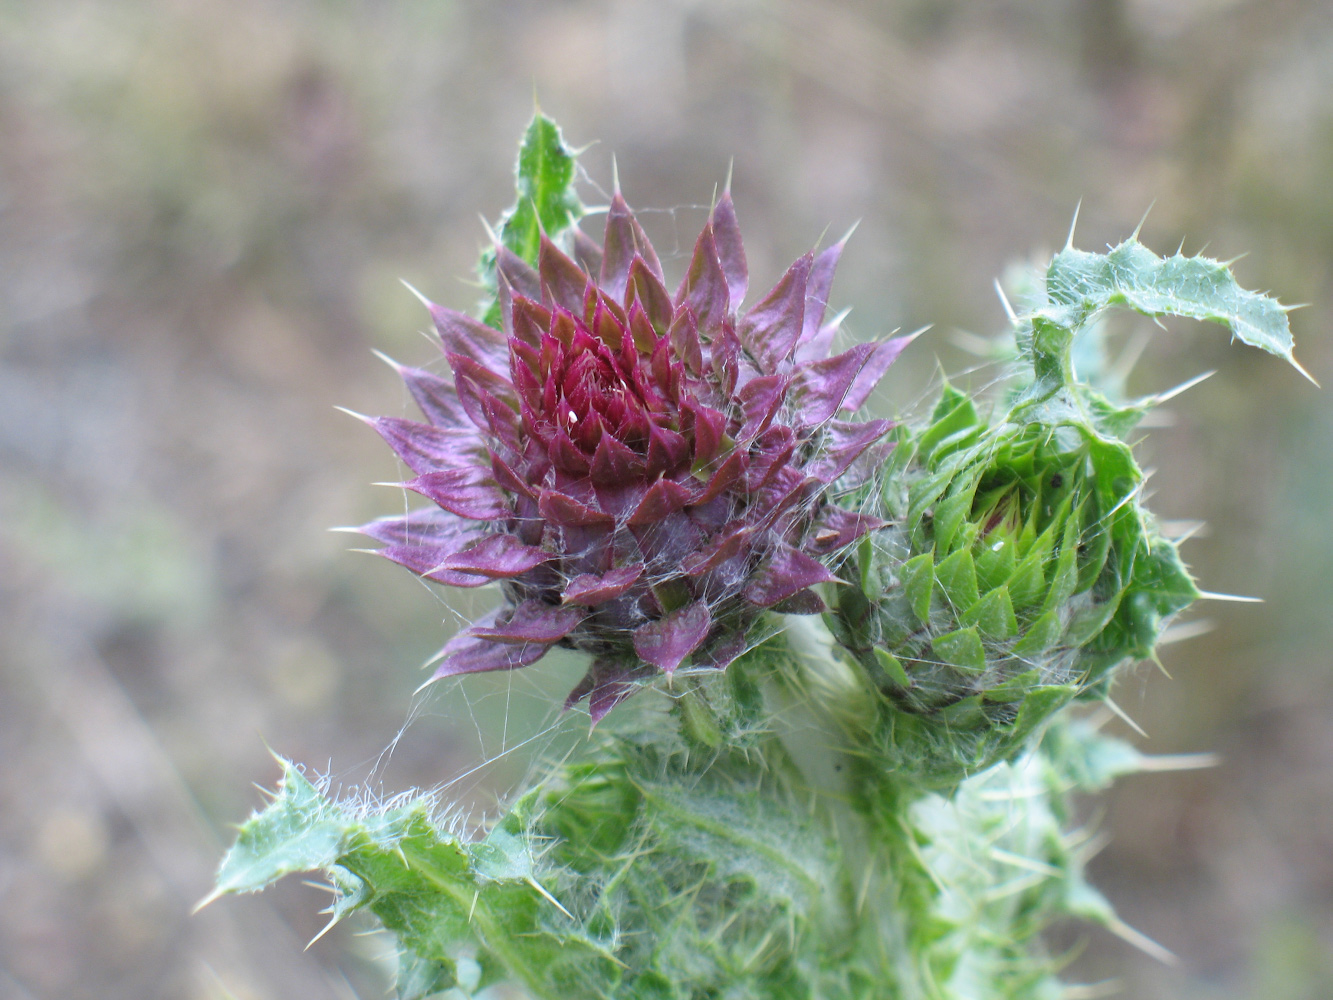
(396, 846, 410, 868)
(1219, 251, 1250, 267)
(399, 278, 433, 309)
(1135, 751, 1221, 773)
(1290, 354, 1320, 388)
(526, 876, 575, 920)
(1130, 200, 1156, 241)
(994, 278, 1017, 323)
(370, 348, 403, 373)
(825, 306, 853, 332)
(1157, 619, 1214, 645)
(1104, 697, 1148, 739)
(1197, 590, 1263, 603)
(1162, 520, 1215, 544)
(333, 405, 373, 424)
(1105, 914, 1178, 966)
(1148, 650, 1172, 680)
(1176, 236, 1187, 256)
(1077, 830, 1113, 862)
(838, 218, 862, 247)
(422, 642, 450, 670)
(192, 887, 226, 915)
(855, 854, 874, 916)
(811, 221, 834, 253)
(468, 889, 479, 924)
(1065, 199, 1082, 250)
(723, 157, 734, 195)
(1103, 480, 1145, 521)
(989, 847, 1061, 877)
(611, 154, 621, 195)
(412, 674, 443, 697)
(301, 879, 339, 895)
(474, 216, 502, 253)
(305, 915, 340, 951)
(1153, 369, 1215, 404)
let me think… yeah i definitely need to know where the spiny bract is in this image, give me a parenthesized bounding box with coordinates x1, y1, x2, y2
(822, 228, 1302, 787)
(828, 381, 1196, 784)
(353, 183, 913, 719)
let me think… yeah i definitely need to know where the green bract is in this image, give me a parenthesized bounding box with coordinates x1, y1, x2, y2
(829, 382, 1196, 786)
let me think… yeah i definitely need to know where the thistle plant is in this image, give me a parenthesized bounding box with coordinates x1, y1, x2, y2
(210, 115, 1309, 999)
(351, 136, 906, 718)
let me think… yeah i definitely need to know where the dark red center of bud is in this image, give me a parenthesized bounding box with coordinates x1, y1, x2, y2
(517, 301, 699, 481)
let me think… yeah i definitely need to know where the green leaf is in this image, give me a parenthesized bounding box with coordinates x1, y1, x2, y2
(213, 759, 362, 896)
(1044, 238, 1309, 381)
(635, 777, 834, 912)
(212, 758, 618, 1000)
(396, 948, 460, 1000)
(504, 113, 585, 266)
(471, 822, 536, 884)
(477, 112, 586, 327)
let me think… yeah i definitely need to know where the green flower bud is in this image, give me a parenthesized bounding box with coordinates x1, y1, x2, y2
(828, 381, 1198, 786)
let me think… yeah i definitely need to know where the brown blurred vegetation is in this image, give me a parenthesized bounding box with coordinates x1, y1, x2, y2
(1, 1, 1331, 997)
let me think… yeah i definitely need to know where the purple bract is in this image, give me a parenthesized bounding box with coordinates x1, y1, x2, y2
(353, 188, 912, 719)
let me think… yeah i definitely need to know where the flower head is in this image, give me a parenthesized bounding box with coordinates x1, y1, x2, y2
(826, 379, 1198, 786)
(355, 188, 911, 719)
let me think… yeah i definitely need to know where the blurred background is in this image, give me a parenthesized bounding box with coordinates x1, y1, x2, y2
(1, 0, 1331, 997)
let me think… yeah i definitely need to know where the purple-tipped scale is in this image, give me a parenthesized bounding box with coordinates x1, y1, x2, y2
(354, 187, 913, 720)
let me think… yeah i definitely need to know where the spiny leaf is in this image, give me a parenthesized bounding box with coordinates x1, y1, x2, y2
(212, 759, 617, 999)
(504, 113, 585, 266)
(1043, 238, 1308, 379)
(214, 760, 366, 896)
(478, 112, 586, 327)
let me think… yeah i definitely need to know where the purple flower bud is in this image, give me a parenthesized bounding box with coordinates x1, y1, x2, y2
(355, 189, 912, 719)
